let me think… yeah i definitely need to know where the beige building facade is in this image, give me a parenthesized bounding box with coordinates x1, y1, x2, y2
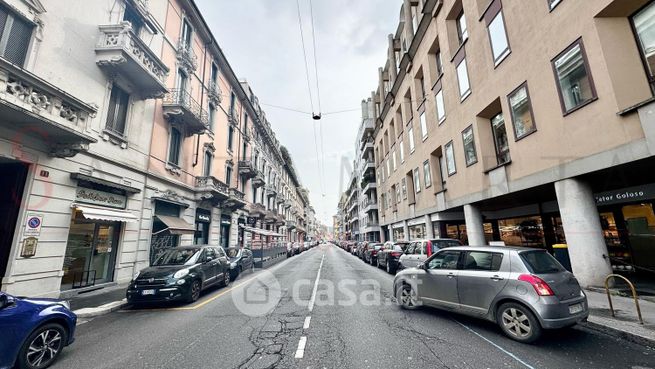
(370, 0, 655, 287)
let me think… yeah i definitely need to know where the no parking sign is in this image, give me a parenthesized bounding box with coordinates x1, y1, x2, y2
(24, 213, 43, 237)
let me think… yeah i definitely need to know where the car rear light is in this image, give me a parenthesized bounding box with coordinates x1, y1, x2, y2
(390, 252, 402, 257)
(518, 274, 554, 296)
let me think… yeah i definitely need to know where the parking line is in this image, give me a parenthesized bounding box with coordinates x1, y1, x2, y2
(303, 316, 311, 329)
(454, 320, 535, 369)
(307, 253, 325, 312)
(295, 336, 307, 359)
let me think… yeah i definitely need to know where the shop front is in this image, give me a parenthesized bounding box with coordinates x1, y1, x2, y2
(595, 184, 655, 276)
(194, 209, 211, 245)
(61, 184, 138, 290)
(220, 214, 232, 248)
(392, 225, 405, 241)
(150, 200, 195, 264)
(408, 223, 426, 241)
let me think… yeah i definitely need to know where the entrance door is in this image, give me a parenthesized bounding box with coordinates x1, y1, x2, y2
(0, 162, 28, 290)
(622, 203, 655, 273)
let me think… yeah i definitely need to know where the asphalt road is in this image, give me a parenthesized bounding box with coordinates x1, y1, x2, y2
(53, 243, 655, 369)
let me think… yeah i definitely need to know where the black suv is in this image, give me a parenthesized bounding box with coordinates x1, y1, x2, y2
(127, 245, 230, 305)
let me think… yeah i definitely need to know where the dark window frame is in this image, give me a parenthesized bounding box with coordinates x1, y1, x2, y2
(461, 125, 478, 167)
(168, 127, 182, 166)
(551, 38, 598, 116)
(105, 84, 130, 136)
(456, 10, 468, 44)
(548, 0, 562, 12)
(423, 160, 432, 188)
(630, 1, 655, 94)
(507, 81, 538, 141)
(484, 0, 511, 66)
(491, 112, 511, 165)
(444, 140, 457, 176)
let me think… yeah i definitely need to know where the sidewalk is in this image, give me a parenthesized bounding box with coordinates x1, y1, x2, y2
(584, 289, 655, 346)
(67, 283, 128, 319)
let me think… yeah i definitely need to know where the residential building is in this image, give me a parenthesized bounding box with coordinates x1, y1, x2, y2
(358, 97, 382, 242)
(369, 0, 655, 288)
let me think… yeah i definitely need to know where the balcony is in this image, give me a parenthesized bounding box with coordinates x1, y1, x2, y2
(276, 196, 285, 205)
(359, 117, 375, 142)
(0, 58, 97, 157)
(264, 210, 277, 223)
(224, 188, 246, 210)
(284, 199, 292, 209)
(363, 201, 379, 213)
(228, 110, 238, 126)
(207, 81, 222, 107)
(286, 220, 297, 229)
(95, 23, 169, 99)
(195, 176, 229, 202)
(162, 89, 209, 136)
(238, 160, 257, 178)
(266, 185, 277, 197)
(275, 214, 285, 226)
(363, 160, 375, 174)
(361, 140, 374, 156)
(362, 182, 377, 194)
(247, 203, 266, 217)
(176, 39, 198, 74)
(252, 170, 265, 188)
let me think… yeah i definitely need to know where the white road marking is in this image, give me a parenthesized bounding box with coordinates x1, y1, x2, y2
(454, 320, 535, 369)
(295, 336, 307, 359)
(307, 253, 325, 312)
(303, 316, 311, 329)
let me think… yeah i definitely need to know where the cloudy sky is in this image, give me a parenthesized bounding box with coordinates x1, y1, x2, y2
(196, 0, 400, 225)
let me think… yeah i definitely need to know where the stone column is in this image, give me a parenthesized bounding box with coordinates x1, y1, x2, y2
(555, 178, 612, 287)
(424, 215, 434, 239)
(402, 220, 409, 241)
(402, 0, 415, 40)
(229, 212, 239, 248)
(464, 204, 485, 246)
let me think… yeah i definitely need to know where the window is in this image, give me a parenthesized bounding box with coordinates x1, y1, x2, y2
(176, 68, 188, 93)
(386, 159, 391, 178)
(401, 177, 407, 199)
(419, 112, 428, 140)
(123, 5, 144, 35)
(408, 127, 415, 153)
(227, 126, 234, 151)
(0, 5, 34, 66)
(491, 113, 511, 165)
(411, 6, 419, 32)
(226, 165, 233, 185)
(462, 252, 503, 271)
(208, 105, 215, 131)
(181, 18, 192, 48)
(423, 160, 431, 188)
(419, 76, 426, 101)
(105, 85, 130, 136)
(487, 10, 510, 64)
(445, 141, 456, 176)
(435, 89, 446, 123)
(210, 62, 219, 84)
(392, 150, 397, 171)
(508, 83, 537, 139)
(552, 39, 596, 114)
(229, 92, 236, 116)
(168, 128, 182, 166)
(395, 184, 401, 204)
(435, 50, 443, 76)
(203, 151, 212, 177)
(399, 139, 405, 162)
(462, 126, 477, 166)
(242, 142, 248, 159)
(457, 11, 468, 44)
(456, 59, 471, 99)
(548, 0, 562, 10)
(427, 250, 461, 270)
(413, 168, 421, 193)
(632, 2, 655, 92)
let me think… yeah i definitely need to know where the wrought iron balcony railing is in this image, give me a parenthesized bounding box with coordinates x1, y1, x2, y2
(162, 89, 209, 135)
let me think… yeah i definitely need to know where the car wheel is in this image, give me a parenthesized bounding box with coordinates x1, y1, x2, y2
(497, 303, 542, 343)
(386, 262, 392, 274)
(187, 279, 201, 303)
(222, 271, 231, 287)
(397, 283, 420, 310)
(18, 323, 67, 369)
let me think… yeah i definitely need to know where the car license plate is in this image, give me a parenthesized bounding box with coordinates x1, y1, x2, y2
(141, 289, 155, 296)
(569, 303, 583, 314)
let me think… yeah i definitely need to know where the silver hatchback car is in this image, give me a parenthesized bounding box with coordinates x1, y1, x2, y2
(393, 246, 588, 343)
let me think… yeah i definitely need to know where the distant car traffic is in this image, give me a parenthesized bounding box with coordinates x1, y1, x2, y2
(394, 246, 588, 343)
(0, 292, 76, 369)
(377, 241, 409, 274)
(226, 247, 254, 280)
(127, 245, 230, 305)
(398, 239, 462, 270)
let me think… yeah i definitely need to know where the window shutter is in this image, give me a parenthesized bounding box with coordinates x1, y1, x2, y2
(4, 15, 32, 66)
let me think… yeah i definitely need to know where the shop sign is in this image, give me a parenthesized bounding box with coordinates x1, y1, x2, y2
(196, 210, 211, 223)
(76, 188, 126, 209)
(594, 184, 655, 206)
(24, 213, 43, 237)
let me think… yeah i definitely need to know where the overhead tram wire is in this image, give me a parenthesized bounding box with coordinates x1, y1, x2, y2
(308, 0, 327, 196)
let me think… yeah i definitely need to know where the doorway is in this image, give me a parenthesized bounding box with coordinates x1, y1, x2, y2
(0, 161, 29, 290)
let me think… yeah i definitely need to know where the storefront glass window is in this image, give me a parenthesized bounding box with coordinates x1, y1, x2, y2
(498, 216, 545, 248)
(409, 224, 426, 240)
(393, 227, 405, 241)
(622, 204, 655, 272)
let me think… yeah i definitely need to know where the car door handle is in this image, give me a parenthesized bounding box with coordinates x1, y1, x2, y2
(447, 273, 456, 279)
(490, 275, 504, 281)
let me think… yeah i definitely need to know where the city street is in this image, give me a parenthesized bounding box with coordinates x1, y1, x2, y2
(53, 244, 654, 369)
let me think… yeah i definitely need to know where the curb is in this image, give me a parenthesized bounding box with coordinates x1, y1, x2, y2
(73, 299, 128, 319)
(582, 318, 655, 348)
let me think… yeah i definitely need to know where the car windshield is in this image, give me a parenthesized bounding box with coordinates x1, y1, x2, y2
(226, 248, 240, 258)
(153, 248, 201, 266)
(519, 250, 565, 274)
(431, 240, 461, 252)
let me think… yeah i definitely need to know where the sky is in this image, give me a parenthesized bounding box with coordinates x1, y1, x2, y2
(196, 0, 400, 225)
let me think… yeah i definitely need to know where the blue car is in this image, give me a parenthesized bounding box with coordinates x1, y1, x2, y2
(0, 292, 76, 369)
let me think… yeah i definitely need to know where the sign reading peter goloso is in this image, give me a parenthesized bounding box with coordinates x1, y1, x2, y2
(594, 184, 655, 206)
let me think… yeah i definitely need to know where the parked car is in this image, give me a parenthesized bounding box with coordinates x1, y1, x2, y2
(226, 247, 254, 280)
(286, 242, 294, 257)
(0, 292, 76, 369)
(364, 243, 383, 265)
(398, 239, 462, 270)
(292, 242, 301, 255)
(356, 242, 368, 259)
(127, 245, 230, 305)
(394, 246, 588, 343)
(377, 241, 409, 274)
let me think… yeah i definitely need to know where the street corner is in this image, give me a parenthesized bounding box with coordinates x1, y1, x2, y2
(232, 269, 283, 317)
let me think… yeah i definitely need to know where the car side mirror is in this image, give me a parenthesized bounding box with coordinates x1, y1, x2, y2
(205, 256, 214, 263)
(0, 294, 9, 309)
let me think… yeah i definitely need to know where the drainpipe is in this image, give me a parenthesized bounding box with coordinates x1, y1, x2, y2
(193, 40, 210, 167)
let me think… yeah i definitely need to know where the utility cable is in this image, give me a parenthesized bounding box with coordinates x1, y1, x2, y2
(296, 0, 315, 113)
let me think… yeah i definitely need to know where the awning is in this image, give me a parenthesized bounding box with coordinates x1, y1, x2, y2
(240, 225, 284, 237)
(156, 215, 196, 235)
(74, 204, 139, 223)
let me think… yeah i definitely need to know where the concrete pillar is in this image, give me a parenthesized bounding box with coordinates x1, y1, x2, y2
(388, 34, 397, 81)
(424, 215, 434, 239)
(402, 220, 409, 241)
(464, 204, 485, 246)
(402, 0, 415, 40)
(229, 212, 239, 248)
(555, 178, 612, 287)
